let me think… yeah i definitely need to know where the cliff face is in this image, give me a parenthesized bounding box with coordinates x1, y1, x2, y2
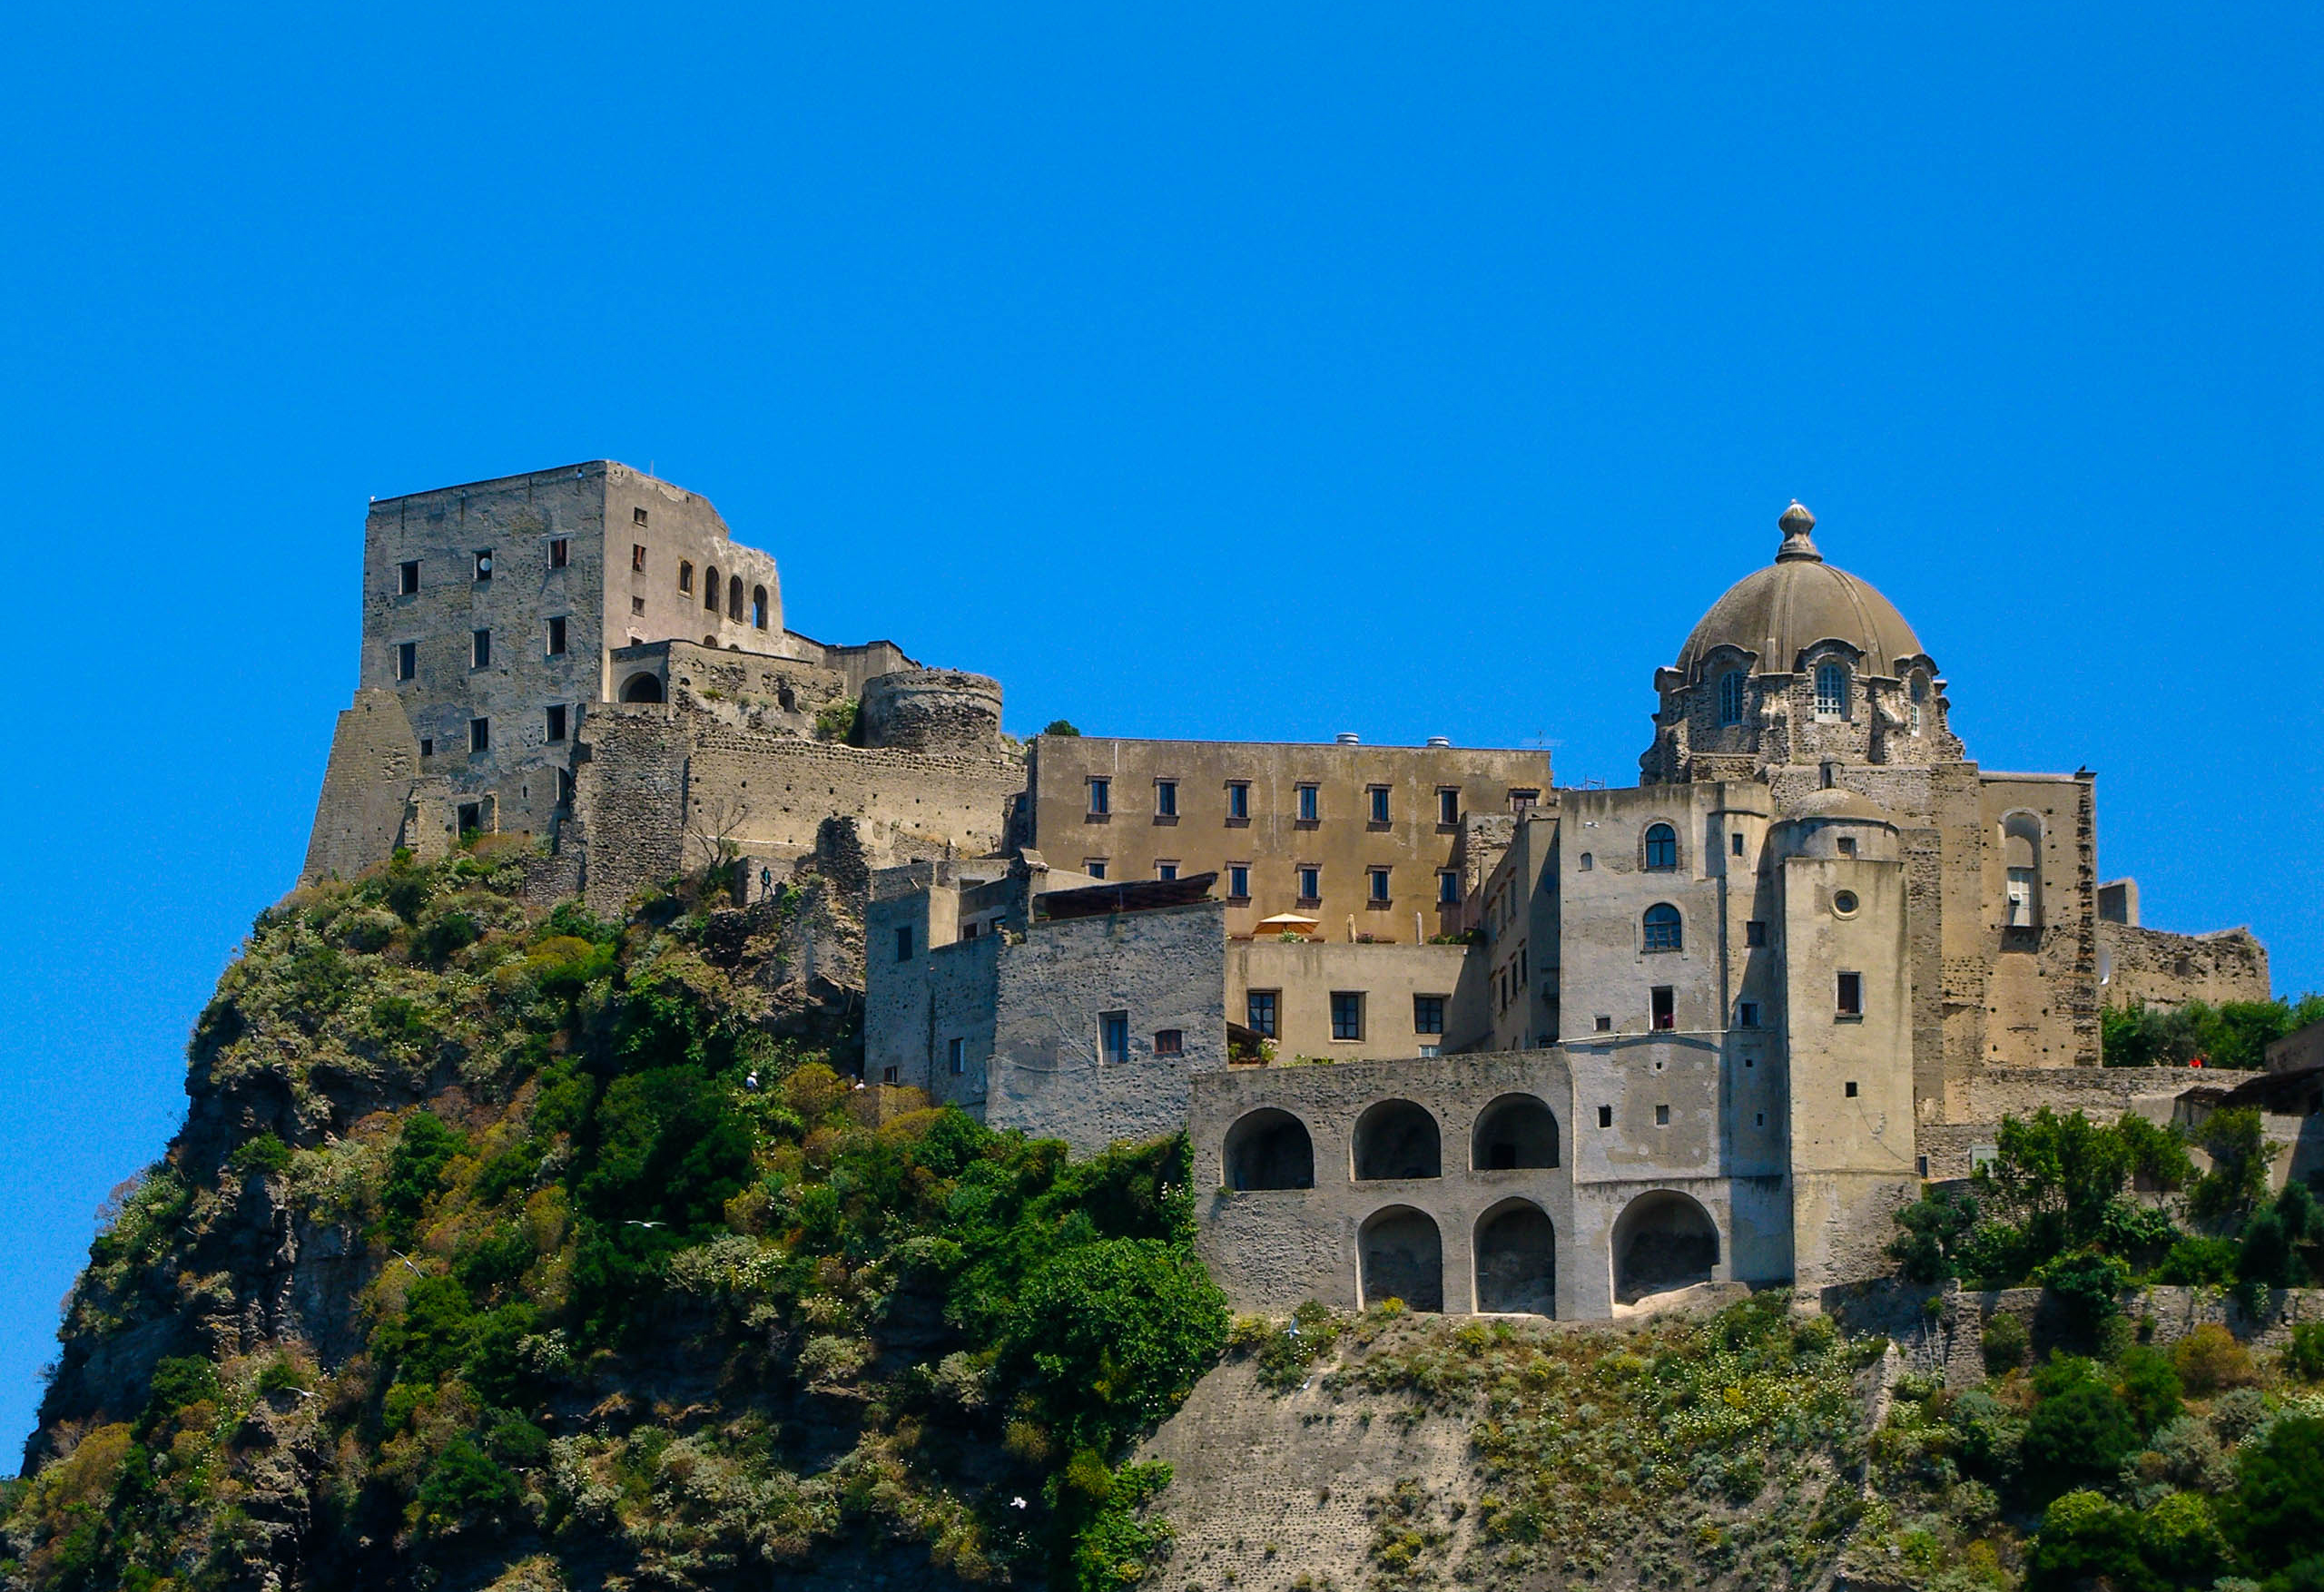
(4, 839, 1223, 1592)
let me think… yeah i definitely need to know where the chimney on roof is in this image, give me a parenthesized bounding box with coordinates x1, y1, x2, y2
(1335, 732, 1360, 745)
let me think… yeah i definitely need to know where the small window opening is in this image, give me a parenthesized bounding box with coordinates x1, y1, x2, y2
(1598, 1105, 1613, 1127)
(1731, 831, 1745, 856)
(1718, 670, 1746, 725)
(634, 506, 649, 526)
(1368, 867, 1391, 904)
(894, 925, 913, 962)
(1816, 662, 1851, 721)
(1594, 1015, 1612, 1032)
(631, 595, 645, 616)
(1368, 786, 1390, 824)
(458, 801, 482, 834)
(729, 574, 743, 621)
(1297, 784, 1320, 822)
(1655, 1104, 1670, 1125)
(882, 1066, 899, 1084)
(1330, 991, 1364, 1041)
(704, 564, 721, 612)
(1296, 865, 1320, 902)
(752, 585, 769, 628)
(399, 559, 419, 595)
(549, 536, 568, 569)
(1100, 1013, 1129, 1064)
(1413, 995, 1444, 1035)
(1157, 860, 1179, 881)
(678, 560, 694, 594)
(1643, 903, 1682, 952)
(1846, 1080, 1859, 1098)
(1437, 787, 1459, 825)
(1650, 986, 1675, 1030)
(1226, 863, 1251, 900)
(1226, 781, 1250, 821)
(1437, 870, 1460, 905)
(1746, 919, 1767, 947)
(1509, 788, 1541, 811)
(948, 1037, 965, 1075)
(472, 629, 490, 669)
(473, 549, 493, 581)
(1837, 836, 1857, 858)
(1155, 779, 1177, 818)
(1154, 1029, 1184, 1056)
(547, 616, 567, 655)
(1088, 778, 1110, 816)
(1084, 859, 1108, 880)
(468, 717, 489, 754)
(546, 704, 567, 742)
(1579, 852, 1593, 871)
(1644, 822, 1679, 870)
(419, 737, 434, 758)
(1837, 971, 1863, 1017)
(396, 641, 416, 682)
(1246, 990, 1278, 1037)
(1737, 1000, 1759, 1028)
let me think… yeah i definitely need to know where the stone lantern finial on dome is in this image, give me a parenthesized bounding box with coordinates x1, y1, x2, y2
(1776, 499, 1822, 564)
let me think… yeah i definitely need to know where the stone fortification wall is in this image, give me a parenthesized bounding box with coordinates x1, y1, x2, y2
(302, 689, 425, 881)
(858, 668, 1005, 755)
(571, 703, 1025, 914)
(2100, 921, 2272, 1010)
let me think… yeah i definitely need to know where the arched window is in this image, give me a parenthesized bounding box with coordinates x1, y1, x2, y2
(1224, 1109, 1315, 1191)
(1642, 903, 1682, 952)
(704, 564, 721, 613)
(1718, 671, 1746, 726)
(1643, 822, 1678, 871)
(728, 575, 744, 622)
(620, 673, 665, 703)
(1815, 663, 1850, 721)
(1352, 1100, 1441, 1181)
(1578, 852, 1593, 871)
(751, 585, 769, 629)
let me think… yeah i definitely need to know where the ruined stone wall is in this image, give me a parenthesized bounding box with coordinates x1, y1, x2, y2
(302, 689, 425, 882)
(570, 708, 692, 912)
(2098, 921, 2272, 1009)
(858, 669, 1004, 756)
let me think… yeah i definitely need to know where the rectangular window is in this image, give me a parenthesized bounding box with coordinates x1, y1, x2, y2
(678, 561, 694, 594)
(1837, 971, 1863, 1017)
(1296, 783, 1319, 821)
(1367, 867, 1391, 903)
(458, 801, 482, 835)
(549, 537, 569, 569)
(1731, 831, 1745, 856)
(1837, 836, 1857, 859)
(961, 921, 979, 940)
(1157, 860, 1178, 881)
(894, 925, 914, 962)
(634, 506, 649, 526)
(630, 595, 645, 616)
(396, 641, 416, 681)
(547, 615, 567, 655)
(1226, 781, 1250, 821)
(1226, 863, 1251, 900)
(399, 559, 420, 595)
(1846, 1079, 1859, 1097)
(419, 737, 434, 758)
(1650, 986, 1675, 1030)
(1296, 865, 1320, 903)
(882, 1066, 899, 1084)
(546, 704, 567, 742)
(1737, 1000, 1759, 1028)
(1246, 990, 1278, 1038)
(474, 549, 493, 581)
(1088, 778, 1110, 816)
(472, 628, 490, 669)
(1598, 1104, 1613, 1127)
(1155, 779, 1177, 818)
(1154, 1029, 1184, 1056)
(631, 543, 647, 572)
(1437, 870, 1460, 906)
(1413, 995, 1444, 1035)
(469, 717, 490, 754)
(1367, 785, 1390, 824)
(2005, 869, 2037, 927)
(1656, 1104, 1670, 1125)
(1437, 787, 1460, 826)
(948, 1037, 965, 1076)
(1100, 1013, 1129, 1064)
(1746, 919, 1768, 948)
(1084, 859, 1108, 880)
(1330, 991, 1364, 1041)
(1509, 788, 1541, 811)
(1594, 1015, 1612, 1032)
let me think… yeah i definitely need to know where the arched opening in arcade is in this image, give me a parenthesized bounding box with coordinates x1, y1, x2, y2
(1474, 1199, 1557, 1316)
(1223, 1109, 1315, 1191)
(1610, 1189, 1719, 1303)
(1471, 1094, 1559, 1171)
(1351, 1100, 1440, 1181)
(1359, 1205, 1443, 1312)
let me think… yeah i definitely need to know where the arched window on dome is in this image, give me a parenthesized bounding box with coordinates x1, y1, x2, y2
(1642, 903, 1682, 953)
(1643, 823, 1679, 871)
(1815, 663, 1851, 722)
(1718, 671, 1746, 726)
(1908, 673, 1928, 735)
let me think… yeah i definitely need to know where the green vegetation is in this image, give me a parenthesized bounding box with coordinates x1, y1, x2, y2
(812, 696, 859, 742)
(1040, 719, 1081, 737)
(1886, 1105, 2323, 1312)
(4, 852, 1221, 1590)
(2101, 994, 2324, 1070)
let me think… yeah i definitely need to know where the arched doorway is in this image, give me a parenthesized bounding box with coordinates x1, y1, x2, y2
(1472, 1094, 1560, 1171)
(1224, 1109, 1315, 1191)
(620, 673, 665, 703)
(1359, 1206, 1443, 1312)
(1474, 1200, 1556, 1315)
(1352, 1100, 1440, 1181)
(1611, 1190, 1719, 1303)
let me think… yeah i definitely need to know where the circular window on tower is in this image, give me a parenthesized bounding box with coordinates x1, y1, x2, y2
(1833, 889, 1860, 919)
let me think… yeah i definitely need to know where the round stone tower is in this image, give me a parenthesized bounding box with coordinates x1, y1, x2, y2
(858, 668, 1006, 755)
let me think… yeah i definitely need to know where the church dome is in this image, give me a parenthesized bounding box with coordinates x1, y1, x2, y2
(1673, 503, 1926, 684)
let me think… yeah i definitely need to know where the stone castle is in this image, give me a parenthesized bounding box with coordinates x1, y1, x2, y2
(304, 462, 2273, 1321)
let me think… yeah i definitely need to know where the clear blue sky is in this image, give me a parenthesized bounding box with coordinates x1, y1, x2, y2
(2, 5, 2317, 1456)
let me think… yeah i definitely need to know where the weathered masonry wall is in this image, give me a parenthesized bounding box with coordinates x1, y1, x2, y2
(985, 902, 1228, 1155)
(572, 706, 1025, 913)
(2098, 921, 2271, 1009)
(303, 689, 426, 881)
